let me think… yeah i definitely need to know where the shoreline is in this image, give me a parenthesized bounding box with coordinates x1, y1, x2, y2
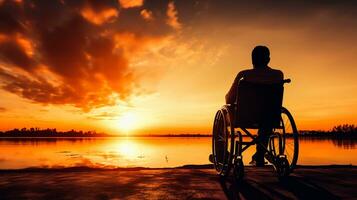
(1, 164, 356, 173)
(0, 135, 356, 139)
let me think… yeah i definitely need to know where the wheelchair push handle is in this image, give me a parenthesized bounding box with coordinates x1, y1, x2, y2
(283, 79, 291, 84)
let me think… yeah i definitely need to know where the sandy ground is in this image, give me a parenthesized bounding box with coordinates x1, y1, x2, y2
(0, 165, 356, 200)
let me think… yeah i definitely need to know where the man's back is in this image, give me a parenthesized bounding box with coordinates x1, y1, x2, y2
(225, 67, 283, 104)
(240, 67, 283, 83)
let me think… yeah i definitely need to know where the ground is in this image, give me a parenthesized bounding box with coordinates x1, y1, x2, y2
(0, 165, 356, 200)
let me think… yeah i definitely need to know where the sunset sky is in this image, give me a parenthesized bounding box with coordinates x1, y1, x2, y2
(0, 0, 356, 134)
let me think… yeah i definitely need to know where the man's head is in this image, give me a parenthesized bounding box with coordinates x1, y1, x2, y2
(252, 45, 270, 68)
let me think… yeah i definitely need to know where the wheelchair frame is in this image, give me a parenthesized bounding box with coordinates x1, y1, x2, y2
(212, 79, 299, 180)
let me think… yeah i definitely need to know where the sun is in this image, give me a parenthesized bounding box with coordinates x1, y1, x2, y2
(117, 112, 137, 133)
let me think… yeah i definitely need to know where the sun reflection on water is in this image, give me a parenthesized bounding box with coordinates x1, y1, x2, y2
(117, 138, 142, 159)
(0, 137, 355, 169)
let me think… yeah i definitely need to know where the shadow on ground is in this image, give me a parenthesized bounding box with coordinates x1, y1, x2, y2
(0, 166, 356, 199)
(220, 176, 339, 200)
(219, 166, 357, 200)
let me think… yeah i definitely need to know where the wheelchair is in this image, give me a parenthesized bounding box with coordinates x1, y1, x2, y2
(211, 79, 298, 180)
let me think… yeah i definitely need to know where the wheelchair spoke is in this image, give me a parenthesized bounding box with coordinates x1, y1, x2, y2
(285, 142, 293, 148)
(285, 123, 291, 133)
(286, 151, 292, 161)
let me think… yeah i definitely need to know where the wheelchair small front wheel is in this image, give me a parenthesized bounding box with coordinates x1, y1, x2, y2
(233, 158, 244, 181)
(276, 156, 290, 178)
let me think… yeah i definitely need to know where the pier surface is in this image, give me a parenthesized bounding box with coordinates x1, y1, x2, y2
(0, 165, 356, 200)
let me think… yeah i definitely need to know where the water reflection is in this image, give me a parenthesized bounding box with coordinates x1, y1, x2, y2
(332, 139, 356, 149)
(0, 137, 356, 169)
(299, 137, 357, 149)
(0, 137, 96, 145)
(1, 137, 356, 149)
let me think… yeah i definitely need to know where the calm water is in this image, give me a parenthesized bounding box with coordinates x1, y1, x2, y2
(0, 137, 356, 169)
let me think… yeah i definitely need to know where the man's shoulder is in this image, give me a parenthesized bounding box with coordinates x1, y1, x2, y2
(237, 69, 253, 76)
(238, 68, 283, 75)
(233, 69, 253, 81)
(235, 67, 284, 80)
(269, 67, 284, 78)
(269, 67, 283, 73)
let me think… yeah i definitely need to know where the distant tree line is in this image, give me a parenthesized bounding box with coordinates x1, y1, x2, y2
(137, 133, 211, 137)
(299, 124, 357, 139)
(0, 124, 356, 138)
(0, 128, 109, 137)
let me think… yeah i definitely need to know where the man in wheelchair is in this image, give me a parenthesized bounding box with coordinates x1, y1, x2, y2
(210, 45, 298, 179)
(225, 46, 283, 167)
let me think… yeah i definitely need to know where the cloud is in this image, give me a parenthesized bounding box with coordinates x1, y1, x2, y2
(173, 0, 357, 30)
(0, 38, 36, 71)
(87, 111, 120, 120)
(166, 1, 181, 30)
(3, 0, 354, 113)
(119, 0, 143, 9)
(140, 9, 153, 21)
(80, 5, 118, 25)
(0, 106, 7, 112)
(0, 0, 179, 111)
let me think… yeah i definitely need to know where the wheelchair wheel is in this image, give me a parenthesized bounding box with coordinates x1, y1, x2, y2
(269, 107, 299, 172)
(212, 107, 234, 177)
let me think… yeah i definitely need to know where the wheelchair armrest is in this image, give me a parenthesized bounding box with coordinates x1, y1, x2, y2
(222, 104, 237, 111)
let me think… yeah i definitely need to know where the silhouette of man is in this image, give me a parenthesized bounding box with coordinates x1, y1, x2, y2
(226, 46, 283, 166)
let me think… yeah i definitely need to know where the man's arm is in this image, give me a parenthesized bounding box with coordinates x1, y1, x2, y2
(225, 72, 243, 104)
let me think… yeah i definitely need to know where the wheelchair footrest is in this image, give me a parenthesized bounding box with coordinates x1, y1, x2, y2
(264, 153, 276, 165)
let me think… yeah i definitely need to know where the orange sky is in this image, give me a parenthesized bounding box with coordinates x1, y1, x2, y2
(0, 0, 356, 134)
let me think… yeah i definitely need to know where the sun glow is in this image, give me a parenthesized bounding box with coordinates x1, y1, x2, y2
(116, 112, 137, 133)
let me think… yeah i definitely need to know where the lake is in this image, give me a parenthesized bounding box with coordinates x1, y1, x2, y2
(0, 137, 356, 169)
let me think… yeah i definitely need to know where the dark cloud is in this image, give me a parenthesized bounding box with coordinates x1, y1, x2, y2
(0, 0, 177, 111)
(174, 0, 357, 29)
(0, 1, 25, 34)
(2, 0, 355, 112)
(0, 106, 7, 112)
(87, 111, 120, 120)
(0, 40, 36, 71)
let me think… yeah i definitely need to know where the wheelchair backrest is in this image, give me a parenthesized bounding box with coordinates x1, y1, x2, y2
(234, 80, 283, 129)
